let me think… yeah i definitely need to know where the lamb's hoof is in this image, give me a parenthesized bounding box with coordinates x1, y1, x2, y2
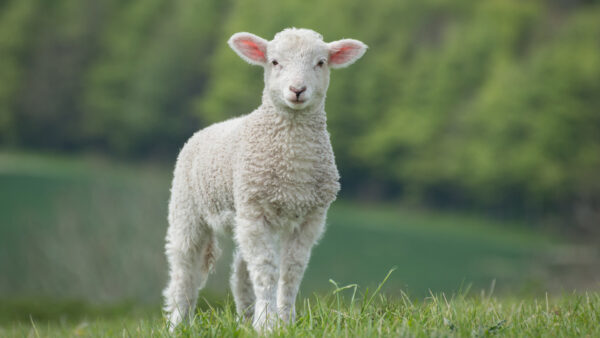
(252, 314, 278, 333)
(166, 310, 185, 333)
(278, 307, 296, 325)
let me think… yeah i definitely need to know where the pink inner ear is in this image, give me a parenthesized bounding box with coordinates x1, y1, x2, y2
(237, 39, 265, 61)
(330, 45, 358, 64)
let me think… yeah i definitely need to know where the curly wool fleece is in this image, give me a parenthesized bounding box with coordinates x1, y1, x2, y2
(163, 28, 367, 331)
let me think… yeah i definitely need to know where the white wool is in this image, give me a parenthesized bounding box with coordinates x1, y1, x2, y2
(163, 27, 367, 331)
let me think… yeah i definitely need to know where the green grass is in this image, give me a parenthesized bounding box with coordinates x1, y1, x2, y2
(307, 202, 557, 296)
(2, 286, 600, 337)
(0, 151, 564, 304)
(0, 151, 172, 302)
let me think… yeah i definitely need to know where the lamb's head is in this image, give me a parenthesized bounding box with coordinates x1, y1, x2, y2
(229, 28, 367, 111)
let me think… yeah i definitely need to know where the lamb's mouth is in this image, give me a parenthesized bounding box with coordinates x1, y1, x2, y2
(288, 98, 306, 104)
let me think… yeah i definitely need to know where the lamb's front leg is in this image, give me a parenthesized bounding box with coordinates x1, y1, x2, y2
(235, 216, 280, 331)
(277, 209, 326, 324)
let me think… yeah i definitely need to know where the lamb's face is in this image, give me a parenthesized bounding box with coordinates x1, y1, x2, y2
(264, 31, 330, 110)
(229, 28, 367, 111)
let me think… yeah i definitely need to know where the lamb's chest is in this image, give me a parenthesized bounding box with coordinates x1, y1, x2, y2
(242, 139, 339, 213)
(237, 114, 340, 214)
(267, 146, 338, 207)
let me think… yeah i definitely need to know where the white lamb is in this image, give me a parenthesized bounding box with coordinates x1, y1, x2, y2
(163, 28, 367, 331)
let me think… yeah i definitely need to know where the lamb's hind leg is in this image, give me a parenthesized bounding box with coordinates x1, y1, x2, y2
(230, 249, 255, 320)
(163, 219, 220, 330)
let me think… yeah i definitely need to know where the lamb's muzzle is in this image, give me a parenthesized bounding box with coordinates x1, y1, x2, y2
(289, 86, 307, 101)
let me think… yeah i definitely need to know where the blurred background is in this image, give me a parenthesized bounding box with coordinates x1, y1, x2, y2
(1, 0, 599, 322)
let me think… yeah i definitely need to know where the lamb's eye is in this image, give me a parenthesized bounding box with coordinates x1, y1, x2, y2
(271, 60, 279, 66)
(317, 60, 325, 67)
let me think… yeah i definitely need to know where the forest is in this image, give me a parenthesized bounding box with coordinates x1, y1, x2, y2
(1, 0, 599, 229)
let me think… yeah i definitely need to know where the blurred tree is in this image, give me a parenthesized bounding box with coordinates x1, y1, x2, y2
(83, 0, 228, 156)
(14, 0, 100, 150)
(0, 0, 599, 227)
(0, 0, 37, 144)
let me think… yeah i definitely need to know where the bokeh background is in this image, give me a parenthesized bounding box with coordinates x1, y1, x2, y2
(1, 0, 599, 321)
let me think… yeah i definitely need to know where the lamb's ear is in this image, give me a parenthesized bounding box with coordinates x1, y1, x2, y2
(228, 32, 268, 66)
(328, 39, 367, 69)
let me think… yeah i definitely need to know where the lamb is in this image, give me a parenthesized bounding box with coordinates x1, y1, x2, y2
(163, 28, 367, 331)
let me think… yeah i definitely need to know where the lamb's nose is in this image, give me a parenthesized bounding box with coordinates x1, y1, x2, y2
(289, 86, 307, 98)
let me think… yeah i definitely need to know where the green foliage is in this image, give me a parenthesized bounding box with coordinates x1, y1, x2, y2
(83, 0, 227, 154)
(0, 0, 37, 143)
(1, 0, 599, 220)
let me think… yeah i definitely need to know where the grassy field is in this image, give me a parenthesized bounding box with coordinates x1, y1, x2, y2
(1, 151, 594, 335)
(3, 288, 600, 337)
(0, 151, 564, 302)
